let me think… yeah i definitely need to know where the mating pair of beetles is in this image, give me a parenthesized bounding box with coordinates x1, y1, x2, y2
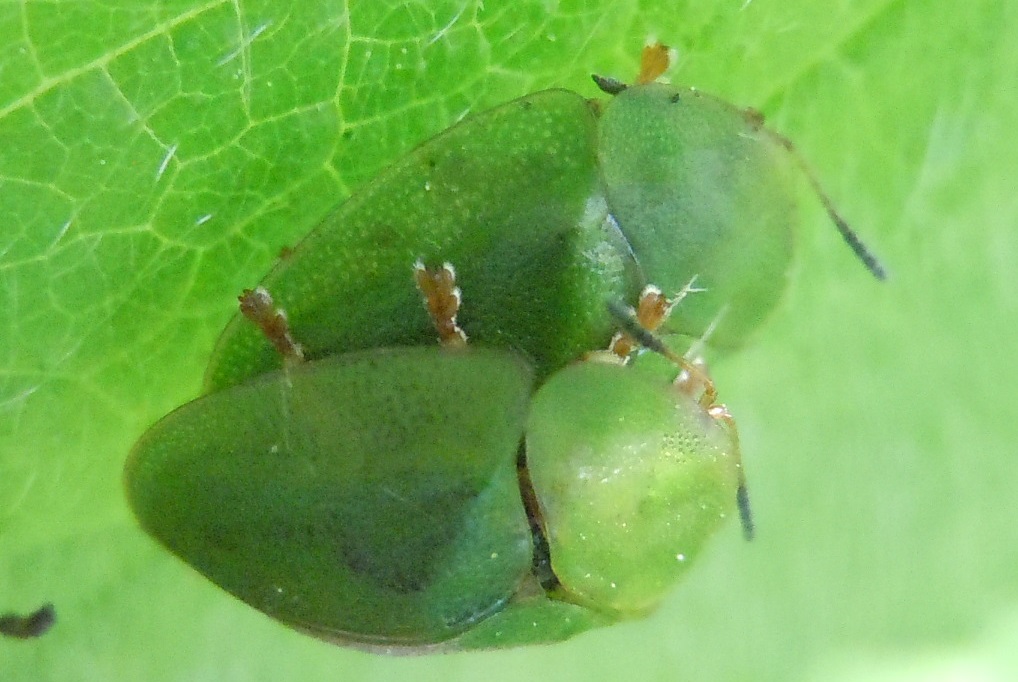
(126, 45, 883, 652)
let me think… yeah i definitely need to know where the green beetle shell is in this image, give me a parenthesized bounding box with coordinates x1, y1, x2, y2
(126, 79, 783, 651)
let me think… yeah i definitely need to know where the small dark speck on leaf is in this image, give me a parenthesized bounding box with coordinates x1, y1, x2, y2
(0, 603, 56, 640)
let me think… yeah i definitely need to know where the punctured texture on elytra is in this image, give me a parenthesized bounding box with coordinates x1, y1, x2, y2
(127, 348, 535, 647)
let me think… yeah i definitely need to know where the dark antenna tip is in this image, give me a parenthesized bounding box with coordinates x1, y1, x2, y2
(824, 203, 889, 281)
(736, 483, 755, 541)
(769, 130, 888, 281)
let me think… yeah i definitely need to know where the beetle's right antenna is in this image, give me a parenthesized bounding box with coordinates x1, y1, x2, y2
(768, 131, 888, 280)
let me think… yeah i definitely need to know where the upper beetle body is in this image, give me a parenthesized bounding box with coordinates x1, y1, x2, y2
(205, 81, 796, 393)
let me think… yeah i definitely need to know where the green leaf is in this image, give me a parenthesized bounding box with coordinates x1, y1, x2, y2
(2, 0, 1014, 679)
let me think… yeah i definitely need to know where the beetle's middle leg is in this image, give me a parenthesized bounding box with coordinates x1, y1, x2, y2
(604, 277, 717, 401)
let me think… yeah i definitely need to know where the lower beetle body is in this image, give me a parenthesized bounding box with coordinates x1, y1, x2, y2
(127, 342, 741, 651)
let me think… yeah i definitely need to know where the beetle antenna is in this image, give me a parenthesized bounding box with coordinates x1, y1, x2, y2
(736, 482, 755, 540)
(766, 130, 887, 280)
(691, 306, 754, 540)
(515, 445, 560, 591)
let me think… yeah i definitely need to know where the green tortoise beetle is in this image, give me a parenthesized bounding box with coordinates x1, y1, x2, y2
(125, 44, 882, 652)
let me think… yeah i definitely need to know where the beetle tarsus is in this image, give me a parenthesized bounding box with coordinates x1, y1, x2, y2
(636, 42, 671, 84)
(413, 260, 469, 347)
(608, 281, 696, 359)
(608, 285, 671, 359)
(606, 299, 711, 389)
(239, 287, 306, 362)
